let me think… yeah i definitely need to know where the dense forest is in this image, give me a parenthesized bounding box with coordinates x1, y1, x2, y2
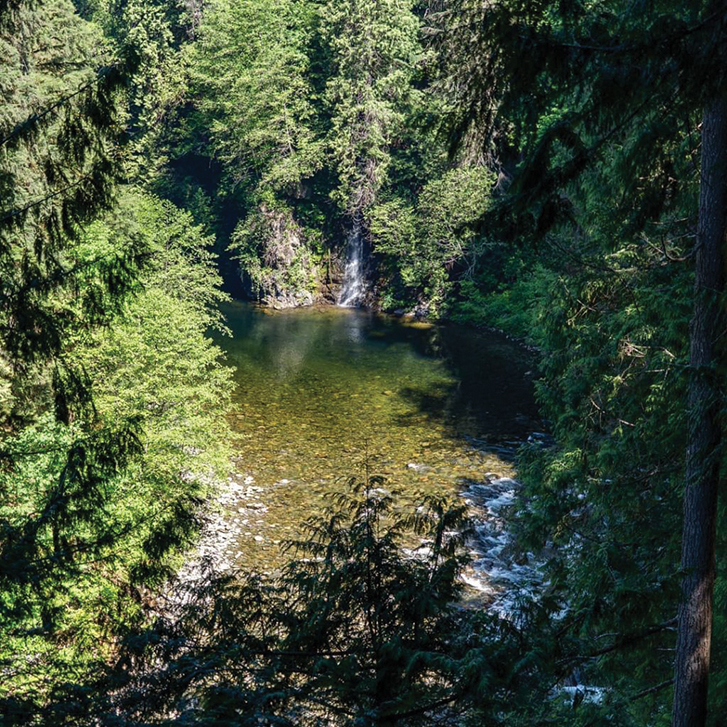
(1, 0, 726, 724)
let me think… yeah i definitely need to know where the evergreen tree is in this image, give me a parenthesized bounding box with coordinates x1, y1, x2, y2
(438, 1, 727, 722)
(0, 3, 232, 718)
(90, 481, 533, 726)
(0, 0, 140, 593)
(192, 0, 322, 199)
(321, 0, 420, 219)
(191, 0, 326, 304)
(0, 0, 140, 370)
(370, 166, 494, 314)
(85, 0, 195, 184)
(0, 187, 234, 723)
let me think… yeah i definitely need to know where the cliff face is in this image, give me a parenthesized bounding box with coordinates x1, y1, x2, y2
(233, 204, 321, 309)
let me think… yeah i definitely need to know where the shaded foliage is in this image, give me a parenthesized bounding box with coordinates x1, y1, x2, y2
(56, 481, 557, 727)
(436, 0, 727, 722)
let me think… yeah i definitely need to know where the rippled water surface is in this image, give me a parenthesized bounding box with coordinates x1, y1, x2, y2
(218, 301, 541, 572)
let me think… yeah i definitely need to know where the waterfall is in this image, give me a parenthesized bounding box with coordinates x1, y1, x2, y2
(337, 217, 366, 307)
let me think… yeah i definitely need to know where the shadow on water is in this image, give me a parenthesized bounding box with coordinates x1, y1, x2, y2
(215, 301, 542, 570)
(394, 382, 454, 428)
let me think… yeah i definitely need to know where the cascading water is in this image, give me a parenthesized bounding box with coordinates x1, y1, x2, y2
(337, 217, 366, 307)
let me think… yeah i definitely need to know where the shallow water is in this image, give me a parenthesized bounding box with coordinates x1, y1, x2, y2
(217, 301, 541, 575)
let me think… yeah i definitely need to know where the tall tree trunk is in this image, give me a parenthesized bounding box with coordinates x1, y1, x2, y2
(672, 92, 727, 727)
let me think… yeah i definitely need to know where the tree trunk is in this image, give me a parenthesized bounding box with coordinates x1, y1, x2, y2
(672, 92, 727, 727)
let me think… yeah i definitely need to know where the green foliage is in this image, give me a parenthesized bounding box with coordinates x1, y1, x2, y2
(371, 166, 494, 313)
(5, 0, 722, 723)
(320, 0, 420, 215)
(85, 0, 197, 183)
(192, 0, 323, 199)
(512, 236, 691, 717)
(72, 190, 233, 583)
(0, 0, 139, 370)
(154, 0, 490, 311)
(189, 0, 326, 303)
(435, 0, 719, 719)
(231, 201, 319, 306)
(0, 9, 150, 682)
(74, 189, 232, 486)
(450, 276, 535, 338)
(0, 185, 233, 719)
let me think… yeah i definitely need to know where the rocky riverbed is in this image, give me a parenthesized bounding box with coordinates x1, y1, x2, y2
(172, 469, 268, 592)
(172, 450, 543, 622)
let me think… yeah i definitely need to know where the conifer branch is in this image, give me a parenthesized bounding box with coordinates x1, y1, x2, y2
(0, 64, 121, 150)
(0, 167, 114, 226)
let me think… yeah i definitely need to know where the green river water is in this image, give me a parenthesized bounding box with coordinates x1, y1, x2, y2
(218, 301, 541, 572)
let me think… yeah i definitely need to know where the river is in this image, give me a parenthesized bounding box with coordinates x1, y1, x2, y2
(211, 301, 543, 606)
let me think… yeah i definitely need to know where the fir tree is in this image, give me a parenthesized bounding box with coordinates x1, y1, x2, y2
(0, 0, 141, 370)
(438, 1, 727, 722)
(321, 0, 420, 218)
(88, 480, 532, 726)
(0, 3, 232, 719)
(191, 0, 326, 304)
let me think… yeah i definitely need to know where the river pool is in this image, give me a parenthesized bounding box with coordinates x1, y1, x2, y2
(214, 301, 541, 589)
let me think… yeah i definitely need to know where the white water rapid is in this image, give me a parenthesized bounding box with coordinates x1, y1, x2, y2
(337, 218, 366, 307)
